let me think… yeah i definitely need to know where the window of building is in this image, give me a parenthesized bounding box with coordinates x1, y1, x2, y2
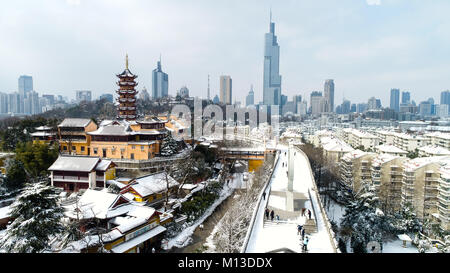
(132, 145, 136, 149)
(81, 146, 85, 152)
(141, 146, 144, 151)
(63, 146, 67, 151)
(94, 148, 98, 154)
(131, 153, 134, 160)
(72, 146, 76, 151)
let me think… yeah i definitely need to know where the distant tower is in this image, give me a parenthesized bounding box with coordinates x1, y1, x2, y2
(219, 75, 232, 104)
(246, 85, 255, 106)
(152, 56, 169, 99)
(263, 11, 282, 106)
(116, 54, 138, 121)
(207, 75, 211, 101)
(324, 79, 335, 113)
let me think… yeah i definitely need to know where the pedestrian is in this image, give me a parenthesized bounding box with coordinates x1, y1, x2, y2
(270, 210, 274, 221)
(265, 208, 270, 220)
(308, 210, 312, 220)
(301, 208, 306, 216)
(297, 225, 303, 235)
(303, 237, 309, 252)
(152, 247, 156, 253)
(263, 191, 266, 200)
(276, 215, 280, 221)
(301, 228, 305, 240)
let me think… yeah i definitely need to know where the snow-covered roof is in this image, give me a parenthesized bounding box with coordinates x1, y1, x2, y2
(424, 132, 450, 140)
(48, 156, 101, 172)
(372, 153, 399, 167)
(403, 156, 450, 172)
(88, 124, 130, 136)
(95, 159, 114, 171)
(59, 118, 93, 128)
(125, 172, 180, 197)
(321, 137, 354, 153)
(376, 144, 408, 154)
(35, 126, 53, 131)
(110, 225, 166, 253)
(418, 146, 450, 156)
(341, 150, 371, 161)
(64, 189, 132, 219)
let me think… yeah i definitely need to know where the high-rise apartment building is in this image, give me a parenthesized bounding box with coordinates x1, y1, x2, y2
(390, 88, 400, 112)
(152, 59, 169, 99)
(219, 76, 232, 105)
(263, 14, 282, 106)
(324, 79, 335, 112)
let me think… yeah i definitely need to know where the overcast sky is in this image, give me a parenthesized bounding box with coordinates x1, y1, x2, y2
(1, 0, 450, 106)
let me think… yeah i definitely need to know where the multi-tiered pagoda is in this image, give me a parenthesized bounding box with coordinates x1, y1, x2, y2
(116, 55, 138, 121)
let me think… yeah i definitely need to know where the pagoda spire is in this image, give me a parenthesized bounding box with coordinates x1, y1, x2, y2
(126, 54, 129, 70)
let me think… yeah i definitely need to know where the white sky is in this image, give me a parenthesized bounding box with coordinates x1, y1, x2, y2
(1, 0, 450, 106)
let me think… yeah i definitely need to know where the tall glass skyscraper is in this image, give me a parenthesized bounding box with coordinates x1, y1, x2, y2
(324, 79, 335, 112)
(263, 14, 282, 106)
(390, 88, 400, 112)
(152, 60, 169, 99)
(18, 75, 33, 97)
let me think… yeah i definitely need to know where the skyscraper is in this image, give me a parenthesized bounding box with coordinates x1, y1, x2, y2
(152, 59, 169, 99)
(263, 13, 282, 106)
(219, 76, 232, 104)
(390, 88, 400, 112)
(18, 75, 33, 98)
(246, 85, 255, 106)
(76, 90, 92, 102)
(324, 80, 335, 112)
(440, 90, 450, 106)
(401, 91, 411, 104)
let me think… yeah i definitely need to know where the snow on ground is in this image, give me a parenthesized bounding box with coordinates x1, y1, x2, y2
(164, 173, 242, 250)
(382, 239, 419, 253)
(246, 145, 335, 253)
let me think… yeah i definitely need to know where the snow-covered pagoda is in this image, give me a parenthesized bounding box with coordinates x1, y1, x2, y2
(116, 54, 138, 121)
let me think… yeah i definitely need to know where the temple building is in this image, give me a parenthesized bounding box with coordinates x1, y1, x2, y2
(116, 54, 138, 121)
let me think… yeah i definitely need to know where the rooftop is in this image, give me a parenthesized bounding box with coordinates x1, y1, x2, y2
(59, 118, 93, 128)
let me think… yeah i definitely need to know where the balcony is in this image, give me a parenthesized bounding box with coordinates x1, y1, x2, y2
(53, 175, 89, 182)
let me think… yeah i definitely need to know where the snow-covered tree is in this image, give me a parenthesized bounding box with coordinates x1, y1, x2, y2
(341, 184, 393, 253)
(160, 134, 179, 156)
(391, 203, 422, 235)
(0, 181, 64, 253)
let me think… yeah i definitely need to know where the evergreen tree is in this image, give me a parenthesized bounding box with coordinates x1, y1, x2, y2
(4, 159, 28, 190)
(392, 202, 422, 234)
(0, 181, 64, 253)
(15, 142, 59, 178)
(160, 134, 178, 156)
(341, 185, 392, 253)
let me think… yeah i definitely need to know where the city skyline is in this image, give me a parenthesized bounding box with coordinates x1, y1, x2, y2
(0, 0, 450, 105)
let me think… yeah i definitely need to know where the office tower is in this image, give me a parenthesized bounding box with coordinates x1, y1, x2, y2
(341, 100, 351, 114)
(263, 13, 282, 106)
(246, 85, 255, 106)
(298, 101, 307, 116)
(368, 97, 378, 110)
(152, 58, 169, 99)
(357, 103, 368, 113)
(99, 94, 114, 103)
(376, 99, 382, 109)
(401, 91, 411, 104)
(178, 86, 189, 98)
(219, 75, 232, 104)
(310, 91, 324, 115)
(437, 105, 449, 118)
(419, 101, 432, 117)
(139, 87, 150, 101)
(42, 94, 55, 105)
(76, 90, 92, 102)
(351, 103, 357, 113)
(18, 75, 33, 98)
(293, 95, 302, 104)
(390, 88, 400, 112)
(324, 79, 335, 112)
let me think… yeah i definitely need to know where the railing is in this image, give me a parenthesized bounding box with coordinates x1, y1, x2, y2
(241, 151, 280, 253)
(53, 175, 89, 182)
